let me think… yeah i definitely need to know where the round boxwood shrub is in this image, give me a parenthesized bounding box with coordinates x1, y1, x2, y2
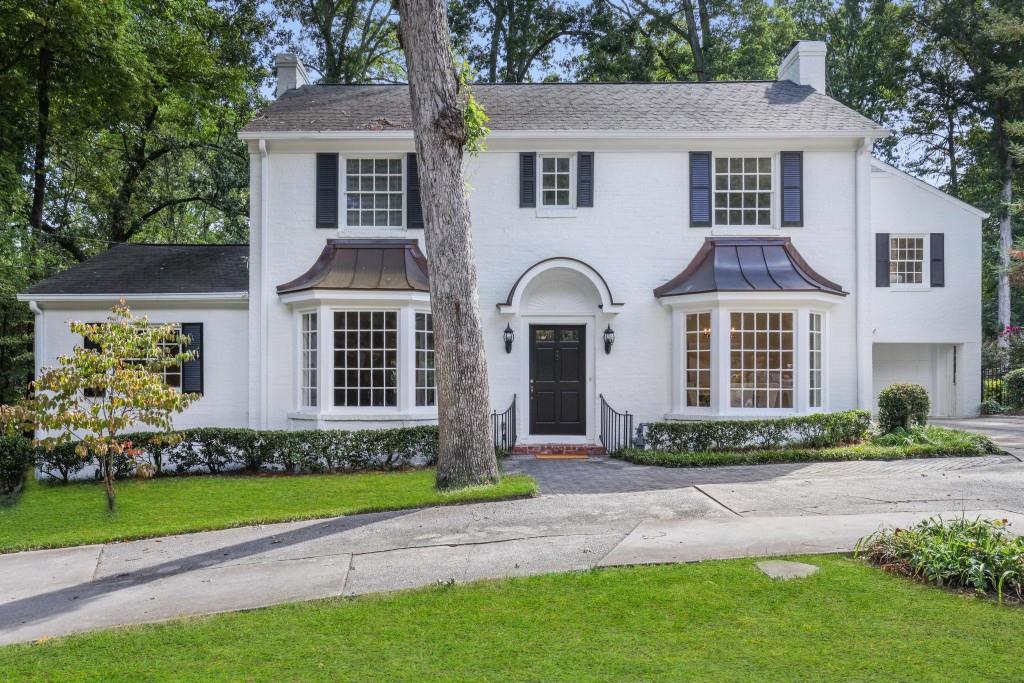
(980, 399, 1005, 415)
(1003, 368, 1024, 409)
(877, 383, 930, 433)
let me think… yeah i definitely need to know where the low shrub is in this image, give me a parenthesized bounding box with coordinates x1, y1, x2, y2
(36, 442, 88, 483)
(857, 516, 1024, 604)
(641, 410, 871, 453)
(1004, 369, 1024, 409)
(868, 425, 996, 452)
(877, 384, 930, 433)
(980, 399, 1005, 415)
(0, 435, 35, 494)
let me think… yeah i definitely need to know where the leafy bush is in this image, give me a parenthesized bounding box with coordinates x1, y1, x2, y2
(980, 399, 1005, 415)
(877, 384, 930, 433)
(0, 435, 35, 494)
(857, 516, 1024, 604)
(1003, 369, 1024, 409)
(36, 442, 88, 483)
(641, 410, 871, 453)
(868, 425, 996, 452)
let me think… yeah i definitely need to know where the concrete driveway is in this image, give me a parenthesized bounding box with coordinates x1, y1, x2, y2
(2, 452, 1023, 645)
(934, 415, 1024, 460)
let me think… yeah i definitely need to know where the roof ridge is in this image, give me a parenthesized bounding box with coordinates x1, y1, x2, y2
(114, 242, 250, 248)
(310, 80, 784, 87)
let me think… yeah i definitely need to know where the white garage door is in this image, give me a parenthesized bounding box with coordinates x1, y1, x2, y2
(872, 343, 955, 417)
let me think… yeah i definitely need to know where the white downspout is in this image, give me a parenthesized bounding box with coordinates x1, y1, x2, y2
(256, 139, 270, 428)
(855, 137, 874, 411)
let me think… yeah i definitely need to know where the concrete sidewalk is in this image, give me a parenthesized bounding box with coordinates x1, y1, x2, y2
(2, 454, 1023, 645)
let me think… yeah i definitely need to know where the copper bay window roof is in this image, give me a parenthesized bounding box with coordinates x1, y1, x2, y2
(654, 237, 847, 298)
(276, 239, 430, 294)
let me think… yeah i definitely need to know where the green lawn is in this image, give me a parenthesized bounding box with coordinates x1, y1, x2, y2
(2, 556, 1019, 681)
(0, 470, 536, 554)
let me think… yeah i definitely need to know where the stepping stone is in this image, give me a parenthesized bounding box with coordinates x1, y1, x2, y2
(756, 560, 820, 580)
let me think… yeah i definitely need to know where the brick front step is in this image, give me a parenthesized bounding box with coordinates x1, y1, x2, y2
(511, 443, 607, 457)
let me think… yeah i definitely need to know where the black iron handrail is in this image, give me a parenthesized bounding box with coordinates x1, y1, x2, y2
(492, 394, 517, 454)
(599, 394, 633, 455)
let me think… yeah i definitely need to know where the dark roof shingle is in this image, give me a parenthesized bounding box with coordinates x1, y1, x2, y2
(241, 81, 885, 135)
(23, 244, 249, 296)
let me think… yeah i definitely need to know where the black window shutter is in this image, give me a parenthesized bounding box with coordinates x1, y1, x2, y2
(181, 323, 203, 395)
(406, 153, 423, 229)
(780, 151, 803, 227)
(577, 152, 594, 208)
(315, 153, 339, 229)
(83, 334, 103, 397)
(876, 233, 890, 287)
(689, 152, 712, 227)
(931, 233, 945, 287)
(519, 152, 536, 208)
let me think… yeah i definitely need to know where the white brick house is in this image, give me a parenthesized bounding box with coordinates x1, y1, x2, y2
(20, 41, 986, 449)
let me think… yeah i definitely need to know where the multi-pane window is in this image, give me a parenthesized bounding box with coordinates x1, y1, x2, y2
(300, 312, 318, 408)
(541, 156, 572, 207)
(157, 334, 183, 389)
(345, 158, 403, 227)
(714, 157, 772, 226)
(729, 312, 794, 409)
(415, 312, 435, 407)
(889, 236, 925, 285)
(685, 312, 712, 407)
(333, 311, 398, 407)
(809, 312, 822, 409)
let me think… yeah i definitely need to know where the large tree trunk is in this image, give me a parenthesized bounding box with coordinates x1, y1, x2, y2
(396, 0, 499, 489)
(997, 122, 1013, 347)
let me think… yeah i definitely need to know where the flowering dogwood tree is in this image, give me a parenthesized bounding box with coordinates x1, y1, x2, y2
(19, 303, 197, 511)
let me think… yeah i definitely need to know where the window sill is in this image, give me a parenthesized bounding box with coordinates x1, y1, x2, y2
(288, 410, 438, 422)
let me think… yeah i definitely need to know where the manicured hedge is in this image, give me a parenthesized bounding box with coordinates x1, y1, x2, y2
(877, 383, 930, 433)
(0, 435, 35, 494)
(640, 410, 871, 453)
(1004, 369, 1024, 409)
(34, 425, 440, 481)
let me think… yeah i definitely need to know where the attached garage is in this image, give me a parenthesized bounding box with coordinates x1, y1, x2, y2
(872, 343, 958, 417)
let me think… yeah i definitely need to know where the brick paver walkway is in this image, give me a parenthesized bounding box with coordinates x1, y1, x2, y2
(502, 454, 1015, 495)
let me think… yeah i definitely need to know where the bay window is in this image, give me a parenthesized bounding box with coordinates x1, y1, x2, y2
(729, 312, 794, 409)
(415, 312, 435, 407)
(300, 312, 318, 408)
(333, 311, 398, 408)
(684, 312, 711, 407)
(809, 313, 822, 408)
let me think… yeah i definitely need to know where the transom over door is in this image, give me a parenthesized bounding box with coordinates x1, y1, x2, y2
(529, 325, 586, 435)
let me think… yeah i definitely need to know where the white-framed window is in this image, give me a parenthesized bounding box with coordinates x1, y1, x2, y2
(714, 156, 772, 226)
(344, 158, 403, 228)
(889, 236, 926, 285)
(729, 312, 794, 409)
(300, 312, 318, 408)
(685, 312, 712, 408)
(333, 311, 398, 407)
(809, 312, 822, 409)
(415, 312, 435, 407)
(540, 155, 573, 207)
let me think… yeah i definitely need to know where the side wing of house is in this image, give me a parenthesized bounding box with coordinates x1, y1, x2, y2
(869, 160, 986, 416)
(17, 245, 251, 431)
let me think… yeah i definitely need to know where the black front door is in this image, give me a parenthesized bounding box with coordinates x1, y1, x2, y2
(530, 325, 586, 435)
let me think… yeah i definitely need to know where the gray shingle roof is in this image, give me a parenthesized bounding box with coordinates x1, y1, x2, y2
(241, 81, 885, 135)
(23, 244, 249, 296)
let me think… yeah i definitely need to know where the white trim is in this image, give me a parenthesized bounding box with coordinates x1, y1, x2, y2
(658, 291, 844, 308)
(886, 233, 930, 290)
(279, 289, 430, 306)
(870, 159, 989, 219)
(18, 292, 248, 304)
(497, 258, 624, 314)
(240, 128, 889, 141)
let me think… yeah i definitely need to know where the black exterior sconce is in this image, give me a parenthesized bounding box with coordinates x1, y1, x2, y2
(603, 325, 615, 354)
(503, 323, 515, 353)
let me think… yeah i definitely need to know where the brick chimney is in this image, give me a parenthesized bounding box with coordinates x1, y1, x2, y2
(778, 41, 827, 92)
(273, 53, 309, 98)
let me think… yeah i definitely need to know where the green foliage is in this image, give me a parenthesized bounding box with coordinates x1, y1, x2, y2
(868, 425, 996, 452)
(459, 61, 490, 154)
(980, 399, 1005, 415)
(876, 383, 930, 433)
(641, 410, 871, 453)
(17, 303, 198, 509)
(858, 516, 1024, 604)
(0, 435, 35, 494)
(34, 442, 89, 483)
(1003, 368, 1024, 408)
